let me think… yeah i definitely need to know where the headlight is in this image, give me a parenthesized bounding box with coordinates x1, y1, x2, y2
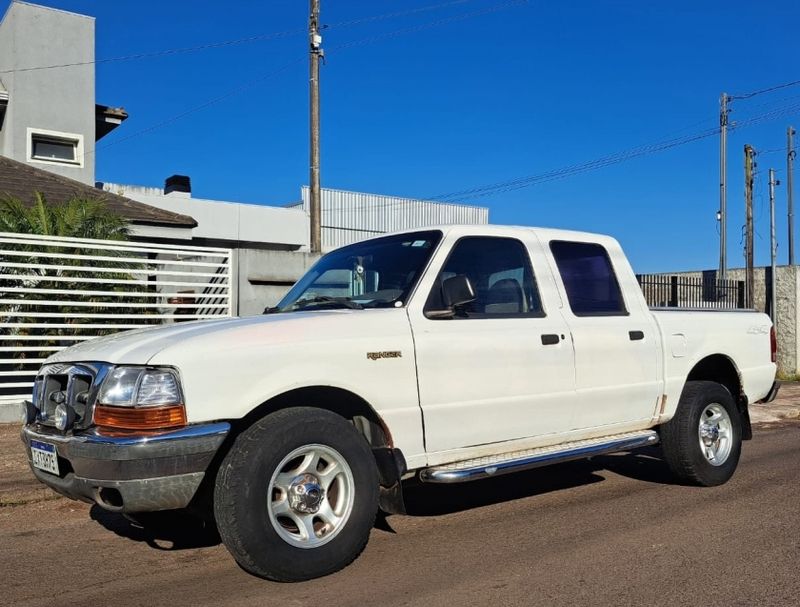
(136, 370, 183, 406)
(95, 366, 186, 432)
(96, 367, 144, 406)
(97, 367, 183, 407)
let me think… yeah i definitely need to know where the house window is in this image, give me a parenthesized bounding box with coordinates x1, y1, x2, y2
(27, 128, 84, 167)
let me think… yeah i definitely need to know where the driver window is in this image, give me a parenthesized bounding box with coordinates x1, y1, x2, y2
(425, 237, 544, 318)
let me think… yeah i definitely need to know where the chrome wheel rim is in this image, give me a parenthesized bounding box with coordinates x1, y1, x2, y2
(267, 444, 355, 549)
(698, 403, 733, 466)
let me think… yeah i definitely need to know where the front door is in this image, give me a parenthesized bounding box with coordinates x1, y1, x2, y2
(408, 234, 576, 454)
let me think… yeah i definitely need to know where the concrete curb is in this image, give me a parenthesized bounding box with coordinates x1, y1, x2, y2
(0, 402, 20, 424)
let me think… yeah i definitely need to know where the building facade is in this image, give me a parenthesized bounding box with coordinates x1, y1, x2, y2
(101, 179, 490, 314)
(0, 1, 127, 186)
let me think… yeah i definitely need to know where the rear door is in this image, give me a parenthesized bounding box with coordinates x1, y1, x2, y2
(408, 232, 576, 454)
(545, 237, 662, 430)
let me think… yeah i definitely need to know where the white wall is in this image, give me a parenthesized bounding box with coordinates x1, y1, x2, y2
(236, 248, 321, 316)
(0, 2, 96, 184)
(102, 183, 310, 250)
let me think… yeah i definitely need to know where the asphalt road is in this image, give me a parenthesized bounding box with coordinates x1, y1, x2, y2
(2, 424, 799, 607)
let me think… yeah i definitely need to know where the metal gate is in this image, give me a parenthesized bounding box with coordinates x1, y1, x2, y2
(0, 231, 233, 406)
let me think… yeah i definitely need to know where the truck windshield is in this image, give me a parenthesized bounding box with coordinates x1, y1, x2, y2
(273, 230, 443, 312)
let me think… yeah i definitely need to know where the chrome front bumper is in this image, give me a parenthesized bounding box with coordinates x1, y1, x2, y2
(21, 422, 230, 513)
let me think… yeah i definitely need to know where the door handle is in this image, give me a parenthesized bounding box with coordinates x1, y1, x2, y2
(629, 330, 644, 341)
(541, 334, 561, 346)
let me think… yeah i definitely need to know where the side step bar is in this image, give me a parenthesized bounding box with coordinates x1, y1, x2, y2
(419, 430, 659, 484)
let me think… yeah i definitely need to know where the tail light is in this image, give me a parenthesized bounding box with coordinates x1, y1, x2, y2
(770, 326, 777, 363)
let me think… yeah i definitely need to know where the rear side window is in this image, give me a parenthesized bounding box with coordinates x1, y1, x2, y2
(550, 241, 627, 316)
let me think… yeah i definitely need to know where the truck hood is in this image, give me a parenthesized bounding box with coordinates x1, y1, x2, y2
(45, 310, 384, 366)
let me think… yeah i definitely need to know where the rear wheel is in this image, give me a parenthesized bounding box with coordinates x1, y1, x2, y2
(214, 407, 379, 581)
(659, 380, 742, 486)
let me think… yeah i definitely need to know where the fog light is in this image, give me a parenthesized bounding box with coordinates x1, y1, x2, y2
(20, 400, 37, 425)
(54, 404, 75, 431)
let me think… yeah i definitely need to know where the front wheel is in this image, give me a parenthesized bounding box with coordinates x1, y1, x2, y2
(214, 407, 379, 581)
(659, 380, 742, 486)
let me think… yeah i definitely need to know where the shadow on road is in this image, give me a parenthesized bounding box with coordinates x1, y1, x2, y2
(90, 506, 221, 551)
(401, 460, 604, 517)
(590, 446, 678, 485)
(400, 446, 675, 518)
(88, 448, 676, 547)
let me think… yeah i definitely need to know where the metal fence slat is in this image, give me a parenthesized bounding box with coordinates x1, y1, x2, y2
(0, 262, 228, 278)
(1, 233, 233, 401)
(636, 273, 748, 310)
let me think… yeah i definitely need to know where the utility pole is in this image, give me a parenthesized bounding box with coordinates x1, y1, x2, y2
(789, 126, 796, 265)
(769, 169, 779, 323)
(719, 93, 729, 279)
(309, 0, 323, 253)
(744, 144, 755, 308)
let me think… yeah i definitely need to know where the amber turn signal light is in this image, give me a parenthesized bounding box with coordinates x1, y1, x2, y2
(94, 404, 187, 431)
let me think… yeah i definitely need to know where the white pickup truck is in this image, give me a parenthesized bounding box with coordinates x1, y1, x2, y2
(21, 225, 778, 581)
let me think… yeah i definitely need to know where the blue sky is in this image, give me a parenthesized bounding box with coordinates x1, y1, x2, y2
(3, 0, 797, 272)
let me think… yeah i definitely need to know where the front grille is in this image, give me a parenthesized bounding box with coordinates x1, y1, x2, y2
(32, 363, 109, 431)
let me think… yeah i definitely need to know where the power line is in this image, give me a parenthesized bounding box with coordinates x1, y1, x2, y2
(734, 91, 800, 113)
(327, 0, 476, 28)
(755, 147, 786, 155)
(85, 0, 527, 158)
(315, 99, 800, 215)
(424, 100, 800, 203)
(0, 29, 305, 75)
(0, 0, 483, 75)
(307, 99, 800, 217)
(91, 59, 304, 155)
(729, 78, 800, 100)
(433, 129, 722, 201)
(329, 0, 528, 52)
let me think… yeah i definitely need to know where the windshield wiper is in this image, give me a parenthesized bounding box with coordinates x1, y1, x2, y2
(292, 296, 364, 310)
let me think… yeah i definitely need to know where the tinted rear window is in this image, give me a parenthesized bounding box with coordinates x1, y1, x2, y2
(550, 241, 627, 316)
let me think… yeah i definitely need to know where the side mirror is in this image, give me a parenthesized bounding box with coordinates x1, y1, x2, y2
(427, 275, 475, 319)
(442, 274, 475, 308)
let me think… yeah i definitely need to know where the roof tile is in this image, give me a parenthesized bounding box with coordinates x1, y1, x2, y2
(0, 155, 197, 228)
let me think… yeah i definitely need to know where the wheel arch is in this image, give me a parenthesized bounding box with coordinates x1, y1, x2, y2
(234, 385, 395, 448)
(685, 354, 751, 440)
(193, 386, 407, 517)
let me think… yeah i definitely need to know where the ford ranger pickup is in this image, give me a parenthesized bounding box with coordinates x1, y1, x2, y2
(20, 225, 779, 581)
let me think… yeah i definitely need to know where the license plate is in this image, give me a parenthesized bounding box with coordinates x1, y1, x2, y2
(30, 440, 59, 476)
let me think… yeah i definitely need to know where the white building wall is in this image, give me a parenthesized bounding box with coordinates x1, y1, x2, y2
(104, 182, 491, 315)
(101, 183, 310, 250)
(0, 2, 96, 184)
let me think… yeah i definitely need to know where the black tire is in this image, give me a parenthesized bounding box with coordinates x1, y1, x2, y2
(659, 380, 742, 486)
(214, 407, 379, 582)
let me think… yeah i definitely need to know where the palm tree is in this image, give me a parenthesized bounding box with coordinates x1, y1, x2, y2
(0, 193, 146, 379)
(0, 192, 129, 239)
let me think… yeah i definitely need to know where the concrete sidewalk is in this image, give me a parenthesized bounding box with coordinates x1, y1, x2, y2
(749, 381, 800, 423)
